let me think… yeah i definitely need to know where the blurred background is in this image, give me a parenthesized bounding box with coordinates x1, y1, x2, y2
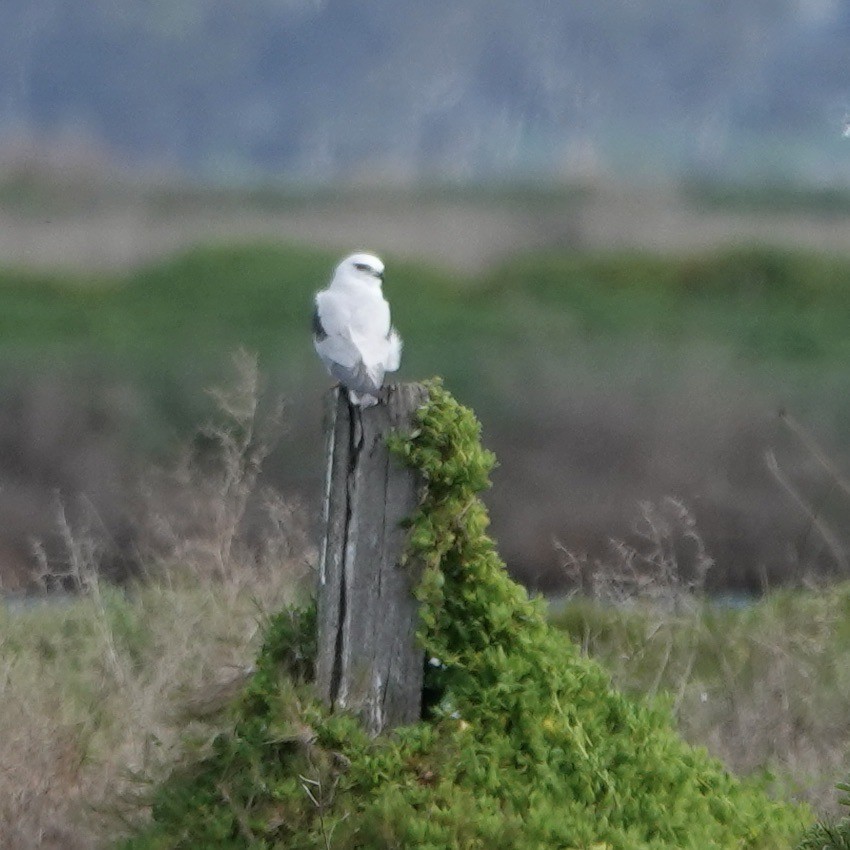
(0, 0, 849, 594)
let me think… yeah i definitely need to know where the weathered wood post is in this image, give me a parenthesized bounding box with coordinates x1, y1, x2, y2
(316, 383, 428, 735)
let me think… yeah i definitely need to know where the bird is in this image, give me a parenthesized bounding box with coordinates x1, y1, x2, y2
(312, 252, 402, 407)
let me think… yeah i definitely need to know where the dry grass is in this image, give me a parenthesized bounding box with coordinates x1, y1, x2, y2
(556, 498, 716, 713)
(0, 353, 313, 849)
(554, 494, 850, 817)
(3, 169, 850, 275)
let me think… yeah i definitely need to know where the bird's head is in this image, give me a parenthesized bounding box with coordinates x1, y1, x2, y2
(333, 252, 385, 288)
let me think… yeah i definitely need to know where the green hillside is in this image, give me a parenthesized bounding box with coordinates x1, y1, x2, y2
(1, 242, 848, 411)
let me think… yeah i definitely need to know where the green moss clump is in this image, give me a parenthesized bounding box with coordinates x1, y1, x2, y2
(122, 380, 809, 849)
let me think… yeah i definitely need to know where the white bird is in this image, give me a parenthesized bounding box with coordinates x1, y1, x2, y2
(312, 252, 402, 407)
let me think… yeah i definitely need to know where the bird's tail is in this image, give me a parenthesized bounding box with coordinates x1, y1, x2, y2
(328, 359, 383, 397)
(385, 329, 402, 372)
(348, 390, 380, 408)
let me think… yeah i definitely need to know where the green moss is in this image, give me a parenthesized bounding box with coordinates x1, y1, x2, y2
(122, 381, 810, 849)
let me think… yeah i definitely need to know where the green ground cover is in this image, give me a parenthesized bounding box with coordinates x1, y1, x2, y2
(118, 383, 811, 849)
(5, 541, 850, 845)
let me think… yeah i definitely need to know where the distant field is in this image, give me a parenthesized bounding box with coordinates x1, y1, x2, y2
(0, 243, 847, 591)
(4, 173, 850, 273)
(0, 242, 848, 400)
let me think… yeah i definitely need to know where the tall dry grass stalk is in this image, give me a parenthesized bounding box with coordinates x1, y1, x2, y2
(136, 349, 311, 588)
(0, 352, 313, 848)
(767, 409, 850, 576)
(557, 497, 714, 711)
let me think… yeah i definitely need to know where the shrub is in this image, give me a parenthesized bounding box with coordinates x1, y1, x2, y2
(122, 380, 809, 849)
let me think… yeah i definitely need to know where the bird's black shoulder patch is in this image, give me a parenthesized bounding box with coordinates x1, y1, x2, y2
(312, 303, 328, 340)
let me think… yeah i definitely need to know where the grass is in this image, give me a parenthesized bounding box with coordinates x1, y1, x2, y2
(0, 580, 296, 849)
(0, 354, 312, 848)
(1, 368, 848, 846)
(550, 492, 850, 817)
(0, 242, 848, 593)
(0, 242, 848, 426)
(7, 515, 850, 846)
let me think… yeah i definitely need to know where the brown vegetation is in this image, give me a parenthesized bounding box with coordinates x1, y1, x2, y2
(2, 167, 850, 275)
(0, 355, 312, 848)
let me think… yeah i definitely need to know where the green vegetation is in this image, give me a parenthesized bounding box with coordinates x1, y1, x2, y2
(121, 382, 809, 849)
(0, 242, 849, 438)
(484, 247, 850, 382)
(2, 242, 850, 366)
(684, 182, 850, 216)
(551, 577, 850, 815)
(10, 561, 850, 847)
(0, 239, 848, 589)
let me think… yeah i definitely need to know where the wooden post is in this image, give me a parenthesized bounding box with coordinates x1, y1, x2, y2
(316, 383, 427, 735)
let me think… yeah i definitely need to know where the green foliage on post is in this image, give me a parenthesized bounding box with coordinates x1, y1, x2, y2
(122, 380, 809, 849)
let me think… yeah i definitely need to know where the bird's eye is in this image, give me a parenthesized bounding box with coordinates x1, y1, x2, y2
(354, 263, 371, 273)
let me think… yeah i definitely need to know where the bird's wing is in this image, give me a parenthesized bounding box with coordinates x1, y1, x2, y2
(326, 357, 383, 398)
(312, 303, 328, 340)
(313, 294, 357, 365)
(313, 293, 383, 395)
